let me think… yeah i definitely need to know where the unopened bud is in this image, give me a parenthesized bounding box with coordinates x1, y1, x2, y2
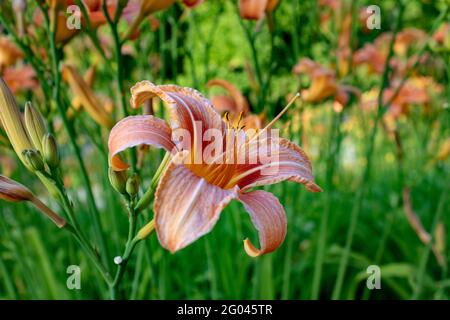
(0, 174, 33, 202)
(108, 168, 128, 195)
(136, 220, 155, 241)
(0, 175, 66, 227)
(22, 149, 45, 172)
(43, 134, 60, 169)
(24, 102, 47, 153)
(0, 78, 34, 169)
(126, 173, 140, 197)
(12, 0, 27, 36)
(12, 0, 26, 10)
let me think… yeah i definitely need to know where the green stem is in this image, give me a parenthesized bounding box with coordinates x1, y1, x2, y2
(135, 152, 171, 213)
(102, 1, 138, 172)
(412, 185, 448, 299)
(109, 200, 144, 299)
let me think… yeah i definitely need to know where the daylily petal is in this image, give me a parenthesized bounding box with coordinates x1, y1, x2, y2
(240, 0, 269, 20)
(130, 81, 225, 156)
(239, 190, 286, 257)
(266, 0, 281, 12)
(108, 115, 175, 170)
(234, 138, 321, 192)
(207, 79, 249, 114)
(131, 81, 224, 130)
(154, 156, 239, 253)
(210, 95, 239, 114)
(0, 36, 23, 69)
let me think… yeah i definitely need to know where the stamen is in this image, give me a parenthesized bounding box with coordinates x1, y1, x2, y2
(223, 111, 230, 123)
(236, 112, 244, 129)
(250, 92, 301, 143)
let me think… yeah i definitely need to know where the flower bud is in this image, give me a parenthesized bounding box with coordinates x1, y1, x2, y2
(126, 173, 140, 197)
(108, 168, 128, 195)
(22, 149, 45, 172)
(24, 101, 47, 153)
(12, 0, 27, 36)
(0, 175, 66, 228)
(0, 77, 34, 169)
(136, 220, 155, 241)
(43, 133, 60, 169)
(0, 174, 33, 202)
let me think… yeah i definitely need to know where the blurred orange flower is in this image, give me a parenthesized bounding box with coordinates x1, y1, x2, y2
(35, 0, 117, 43)
(207, 79, 265, 130)
(239, 0, 281, 21)
(3, 65, 39, 94)
(0, 37, 23, 71)
(361, 77, 442, 119)
(62, 65, 114, 128)
(293, 58, 359, 109)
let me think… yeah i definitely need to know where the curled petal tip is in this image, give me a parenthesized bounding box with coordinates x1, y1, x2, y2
(243, 238, 262, 258)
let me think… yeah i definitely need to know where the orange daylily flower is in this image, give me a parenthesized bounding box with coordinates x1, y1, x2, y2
(3, 65, 39, 94)
(293, 58, 359, 108)
(35, 0, 116, 43)
(239, 0, 281, 21)
(108, 81, 321, 256)
(354, 29, 426, 75)
(353, 43, 387, 74)
(383, 77, 440, 118)
(0, 36, 23, 71)
(62, 65, 114, 128)
(207, 79, 264, 130)
(360, 77, 441, 119)
(394, 28, 426, 56)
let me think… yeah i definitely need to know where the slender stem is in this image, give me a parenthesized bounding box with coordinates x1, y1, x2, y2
(135, 152, 171, 213)
(102, 1, 138, 172)
(109, 200, 151, 299)
(75, 0, 108, 61)
(412, 185, 448, 299)
(237, 8, 264, 110)
(63, 223, 113, 286)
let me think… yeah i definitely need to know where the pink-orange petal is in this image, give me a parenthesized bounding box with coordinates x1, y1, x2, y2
(207, 79, 249, 114)
(130, 81, 225, 155)
(236, 138, 321, 192)
(108, 115, 175, 171)
(239, 0, 269, 20)
(154, 157, 239, 253)
(239, 190, 287, 257)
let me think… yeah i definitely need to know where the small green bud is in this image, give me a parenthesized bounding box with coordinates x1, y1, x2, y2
(22, 149, 45, 172)
(108, 168, 128, 195)
(126, 173, 140, 198)
(42, 134, 60, 169)
(24, 102, 47, 153)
